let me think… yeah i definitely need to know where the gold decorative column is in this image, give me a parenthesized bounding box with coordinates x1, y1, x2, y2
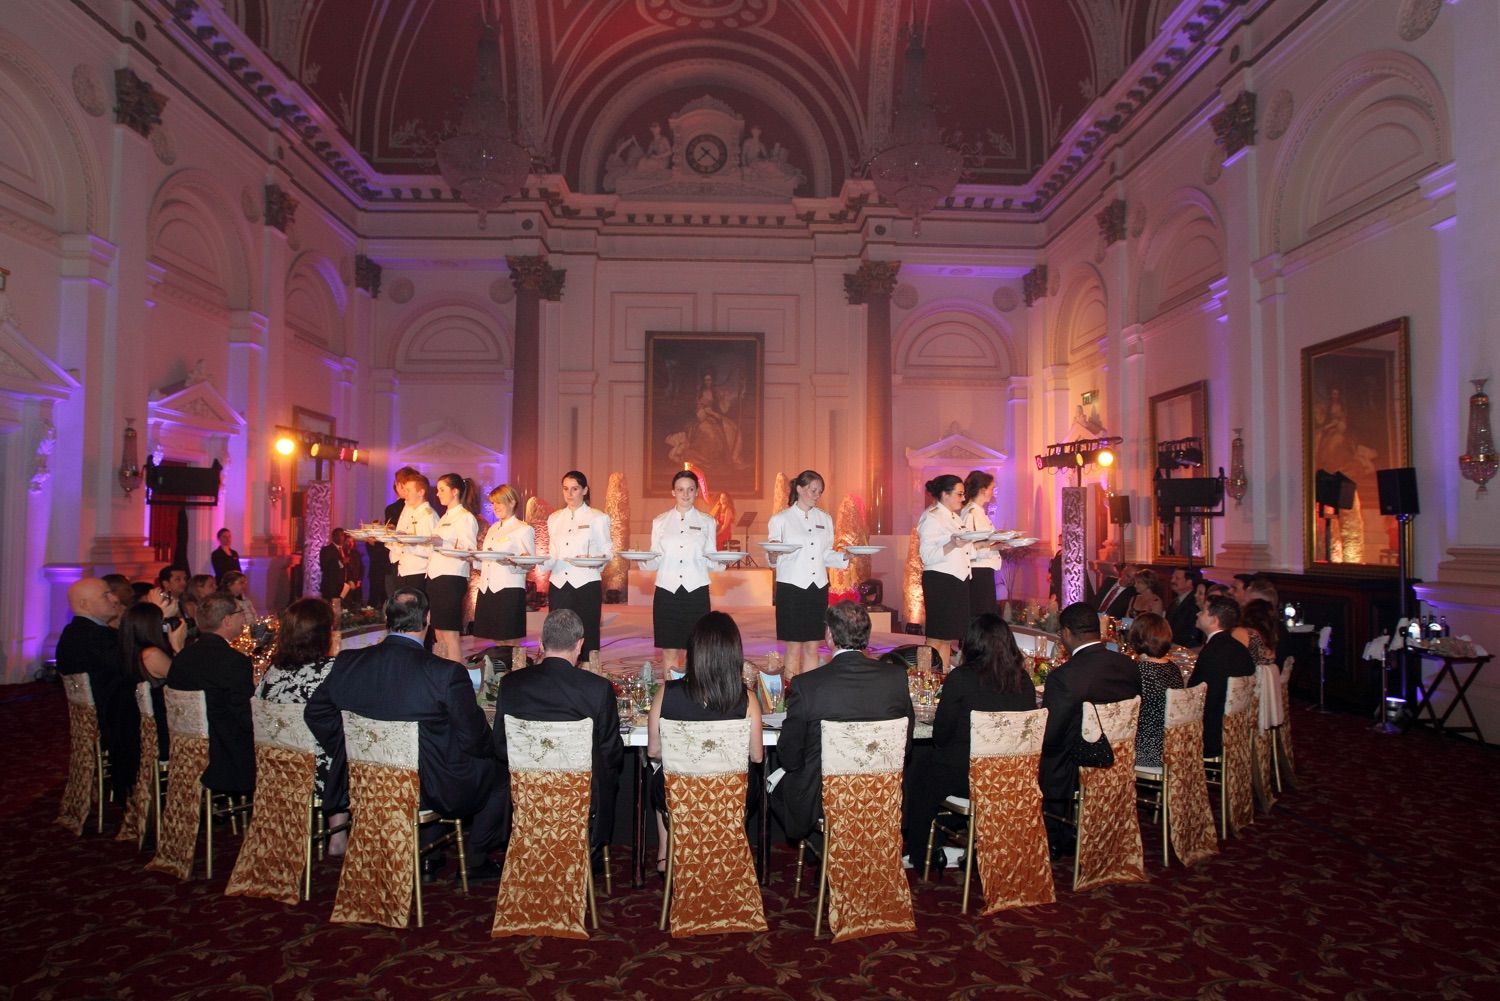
(505, 255, 566, 510)
(845, 261, 901, 534)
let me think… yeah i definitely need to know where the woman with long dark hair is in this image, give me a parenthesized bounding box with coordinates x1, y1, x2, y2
(962, 470, 1001, 617)
(642, 469, 717, 673)
(545, 470, 614, 657)
(646, 610, 763, 875)
(120, 598, 187, 762)
(902, 613, 1035, 870)
(917, 474, 973, 669)
(765, 469, 849, 680)
(426, 472, 483, 662)
(1239, 598, 1280, 666)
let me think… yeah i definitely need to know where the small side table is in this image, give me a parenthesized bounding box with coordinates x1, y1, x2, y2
(1405, 650, 1491, 743)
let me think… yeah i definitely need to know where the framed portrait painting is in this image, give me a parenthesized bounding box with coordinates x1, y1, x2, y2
(645, 332, 763, 497)
(1302, 317, 1411, 574)
(1149, 381, 1212, 566)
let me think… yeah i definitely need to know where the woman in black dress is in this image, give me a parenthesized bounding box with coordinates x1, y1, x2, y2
(119, 598, 187, 763)
(1128, 613, 1184, 770)
(645, 610, 764, 876)
(901, 613, 1036, 870)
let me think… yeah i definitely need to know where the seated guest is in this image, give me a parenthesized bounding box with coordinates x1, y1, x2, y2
(184, 574, 215, 620)
(219, 571, 256, 621)
(1039, 602, 1140, 854)
(157, 564, 188, 604)
(1166, 568, 1205, 648)
(120, 597, 188, 762)
(167, 592, 255, 795)
(1187, 595, 1258, 758)
(492, 609, 624, 858)
(1127, 613, 1184, 770)
(1244, 578, 1279, 608)
(101, 573, 136, 621)
(1096, 564, 1136, 619)
(646, 611, 763, 876)
(769, 601, 913, 849)
(307, 588, 504, 883)
(258, 597, 348, 855)
(902, 613, 1035, 870)
(56, 577, 138, 801)
(1238, 599, 1280, 666)
(1128, 568, 1164, 617)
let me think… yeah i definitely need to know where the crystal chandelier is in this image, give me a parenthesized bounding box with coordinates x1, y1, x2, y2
(436, 23, 533, 229)
(1459, 379, 1497, 494)
(868, 23, 962, 236)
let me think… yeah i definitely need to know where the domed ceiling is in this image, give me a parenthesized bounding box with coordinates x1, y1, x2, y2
(223, 0, 1183, 198)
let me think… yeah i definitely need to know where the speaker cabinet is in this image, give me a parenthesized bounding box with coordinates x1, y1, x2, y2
(1315, 469, 1356, 510)
(1108, 495, 1132, 525)
(1154, 477, 1224, 512)
(1376, 467, 1419, 516)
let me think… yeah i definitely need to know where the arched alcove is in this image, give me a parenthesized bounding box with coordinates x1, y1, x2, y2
(1137, 188, 1225, 321)
(1053, 265, 1109, 366)
(894, 304, 1017, 383)
(147, 169, 253, 312)
(389, 300, 512, 374)
(284, 252, 347, 352)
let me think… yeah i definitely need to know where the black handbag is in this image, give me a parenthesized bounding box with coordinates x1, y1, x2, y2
(1070, 705, 1116, 769)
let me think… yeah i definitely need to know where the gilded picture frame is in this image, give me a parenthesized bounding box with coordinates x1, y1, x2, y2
(644, 332, 763, 497)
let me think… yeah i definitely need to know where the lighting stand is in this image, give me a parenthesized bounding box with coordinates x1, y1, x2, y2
(1375, 511, 1416, 734)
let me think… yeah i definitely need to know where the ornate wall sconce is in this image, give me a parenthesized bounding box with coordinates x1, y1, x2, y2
(1459, 379, 1497, 494)
(117, 418, 142, 496)
(267, 473, 285, 506)
(1227, 428, 1249, 506)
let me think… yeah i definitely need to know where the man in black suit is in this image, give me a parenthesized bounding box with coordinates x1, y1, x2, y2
(210, 528, 242, 584)
(1096, 563, 1137, 618)
(307, 587, 504, 883)
(56, 577, 139, 801)
(769, 601, 914, 847)
(491, 609, 623, 853)
(1166, 567, 1204, 647)
(318, 529, 350, 603)
(1187, 595, 1258, 758)
(1039, 602, 1141, 853)
(167, 592, 255, 795)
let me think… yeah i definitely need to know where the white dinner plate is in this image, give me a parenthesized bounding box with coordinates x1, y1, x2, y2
(705, 551, 743, 563)
(990, 530, 1021, 541)
(1006, 537, 1039, 548)
(957, 530, 992, 542)
(759, 542, 799, 554)
(469, 551, 514, 561)
(566, 556, 610, 569)
(435, 548, 477, 558)
(843, 545, 884, 556)
(507, 555, 549, 566)
(618, 550, 659, 561)
(391, 534, 437, 544)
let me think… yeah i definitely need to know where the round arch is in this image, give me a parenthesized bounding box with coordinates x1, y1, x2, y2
(147, 168, 254, 311)
(285, 251, 347, 351)
(894, 301, 1019, 380)
(388, 298, 512, 374)
(1136, 186, 1225, 322)
(1051, 264, 1108, 367)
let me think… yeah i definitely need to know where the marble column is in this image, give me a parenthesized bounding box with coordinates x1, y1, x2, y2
(844, 261, 900, 534)
(505, 255, 566, 510)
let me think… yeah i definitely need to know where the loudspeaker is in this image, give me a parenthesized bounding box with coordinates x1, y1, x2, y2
(1108, 495, 1132, 525)
(145, 460, 222, 498)
(1376, 467, 1419, 516)
(1315, 469, 1356, 510)
(1154, 477, 1224, 512)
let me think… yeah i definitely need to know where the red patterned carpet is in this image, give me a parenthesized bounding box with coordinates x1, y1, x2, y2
(3, 680, 1498, 1000)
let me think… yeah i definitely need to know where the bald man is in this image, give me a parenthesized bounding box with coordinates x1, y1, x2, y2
(56, 577, 139, 801)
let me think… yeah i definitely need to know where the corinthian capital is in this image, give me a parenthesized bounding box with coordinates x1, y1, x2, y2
(506, 255, 567, 301)
(843, 260, 901, 304)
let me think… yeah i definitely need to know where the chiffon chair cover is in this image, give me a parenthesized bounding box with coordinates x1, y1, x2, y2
(331, 713, 421, 928)
(818, 717, 915, 942)
(226, 700, 319, 905)
(1253, 662, 1282, 811)
(967, 708, 1054, 915)
(146, 689, 212, 880)
(1074, 697, 1147, 892)
(1277, 657, 1296, 783)
(491, 716, 595, 940)
(658, 717, 766, 937)
(57, 673, 103, 835)
(1160, 685, 1217, 867)
(1224, 675, 1258, 835)
(116, 683, 158, 849)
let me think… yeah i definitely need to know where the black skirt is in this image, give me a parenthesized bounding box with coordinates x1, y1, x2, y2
(654, 585, 710, 649)
(968, 566, 999, 618)
(775, 582, 829, 642)
(394, 573, 427, 596)
(922, 570, 970, 641)
(425, 574, 468, 631)
(549, 580, 603, 656)
(473, 587, 526, 641)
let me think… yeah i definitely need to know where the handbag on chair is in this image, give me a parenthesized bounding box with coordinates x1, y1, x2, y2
(1070, 705, 1116, 769)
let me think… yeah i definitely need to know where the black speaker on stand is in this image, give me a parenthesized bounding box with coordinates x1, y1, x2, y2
(1375, 466, 1419, 733)
(1314, 469, 1355, 563)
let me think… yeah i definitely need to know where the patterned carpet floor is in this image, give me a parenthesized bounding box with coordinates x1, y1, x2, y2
(3, 680, 1498, 1000)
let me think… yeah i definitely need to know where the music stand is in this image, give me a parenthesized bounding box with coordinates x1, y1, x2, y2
(736, 511, 759, 567)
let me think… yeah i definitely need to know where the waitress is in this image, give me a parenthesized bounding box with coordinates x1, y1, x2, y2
(643, 470, 717, 673)
(918, 474, 972, 669)
(387, 470, 438, 592)
(961, 470, 1001, 617)
(766, 469, 849, 680)
(426, 473, 482, 663)
(473, 484, 534, 643)
(545, 470, 613, 657)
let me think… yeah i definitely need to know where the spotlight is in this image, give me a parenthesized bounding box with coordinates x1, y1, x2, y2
(350, 448, 360, 464)
(274, 435, 296, 456)
(1097, 448, 1115, 467)
(309, 442, 322, 458)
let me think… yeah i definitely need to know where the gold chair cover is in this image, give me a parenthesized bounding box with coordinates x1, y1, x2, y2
(144, 735, 210, 880)
(57, 699, 99, 836)
(225, 744, 315, 905)
(967, 708, 1053, 915)
(1075, 698, 1146, 893)
(331, 760, 420, 927)
(1160, 705, 1217, 867)
(1224, 674, 1258, 835)
(490, 770, 593, 940)
(1278, 657, 1296, 781)
(821, 771, 915, 942)
(116, 713, 157, 848)
(1253, 728, 1277, 812)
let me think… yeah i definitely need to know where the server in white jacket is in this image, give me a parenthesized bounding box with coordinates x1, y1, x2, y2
(918, 473, 972, 669)
(426, 473, 482, 663)
(545, 470, 613, 657)
(766, 469, 849, 680)
(961, 470, 1001, 618)
(642, 470, 718, 672)
(473, 484, 534, 643)
(386, 470, 439, 592)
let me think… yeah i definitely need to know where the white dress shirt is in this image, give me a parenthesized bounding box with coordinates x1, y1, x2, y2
(766, 504, 848, 588)
(545, 504, 613, 587)
(386, 502, 438, 577)
(962, 502, 1001, 570)
(478, 516, 535, 592)
(645, 505, 717, 592)
(918, 503, 972, 580)
(426, 506, 479, 580)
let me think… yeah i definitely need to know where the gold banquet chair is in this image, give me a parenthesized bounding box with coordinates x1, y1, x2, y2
(57, 673, 110, 835)
(146, 689, 250, 880)
(1073, 697, 1148, 892)
(332, 713, 466, 929)
(1134, 684, 1217, 868)
(225, 700, 320, 905)
(1274, 656, 1296, 788)
(1253, 662, 1281, 812)
(924, 708, 1054, 915)
(492, 716, 598, 940)
(799, 717, 914, 942)
(1204, 675, 1258, 840)
(117, 682, 168, 850)
(657, 717, 766, 937)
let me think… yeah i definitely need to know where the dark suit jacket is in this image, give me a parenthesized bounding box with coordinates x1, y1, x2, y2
(1187, 631, 1258, 756)
(1100, 581, 1134, 619)
(55, 615, 139, 800)
(930, 664, 1037, 773)
(492, 657, 623, 845)
(772, 650, 914, 841)
(306, 635, 497, 817)
(210, 547, 241, 583)
(318, 543, 344, 601)
(1039, 642, 1140, 810)
(167, 632, 255, 793)
(1167, 592, 1204, 647)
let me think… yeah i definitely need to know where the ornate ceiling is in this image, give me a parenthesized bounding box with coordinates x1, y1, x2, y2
(222, 0, 1182, 198)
